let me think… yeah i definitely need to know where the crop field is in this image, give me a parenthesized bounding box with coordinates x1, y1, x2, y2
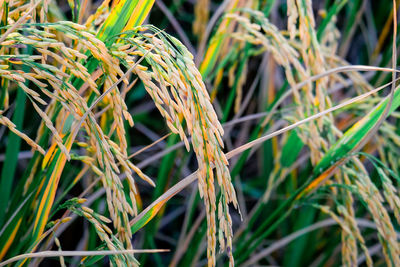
(0, 0, 400, 266)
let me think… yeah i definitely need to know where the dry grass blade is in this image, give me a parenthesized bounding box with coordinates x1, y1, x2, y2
(128, 133, 171, 160)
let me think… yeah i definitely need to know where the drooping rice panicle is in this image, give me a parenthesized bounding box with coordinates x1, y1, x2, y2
(112, 26, 239, 266)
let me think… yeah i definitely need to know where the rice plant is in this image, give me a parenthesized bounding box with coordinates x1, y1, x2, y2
(1, 0, 400, 266)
